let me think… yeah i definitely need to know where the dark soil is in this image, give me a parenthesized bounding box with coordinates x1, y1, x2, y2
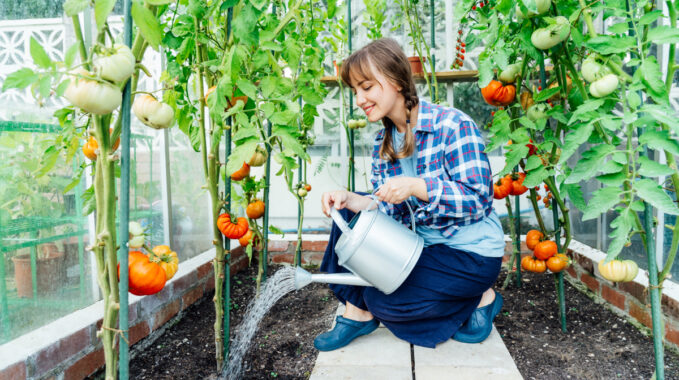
(496, 270, 679, 380)
(127, 264, 337, 380)
(119, 263, 679, 380)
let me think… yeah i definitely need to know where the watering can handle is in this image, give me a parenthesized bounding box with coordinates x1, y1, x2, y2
(365, 194, 417, 234)
(330, 207, 352, 235)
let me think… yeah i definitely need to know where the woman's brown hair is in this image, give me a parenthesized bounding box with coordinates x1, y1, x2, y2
(340, 38, 419, 163)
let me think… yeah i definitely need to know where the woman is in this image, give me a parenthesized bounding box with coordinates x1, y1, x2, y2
(315, 38, 506, 351)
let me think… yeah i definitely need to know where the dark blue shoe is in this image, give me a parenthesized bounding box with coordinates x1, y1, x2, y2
(314, 316, 380, 351)
(452, 293, 503, 344)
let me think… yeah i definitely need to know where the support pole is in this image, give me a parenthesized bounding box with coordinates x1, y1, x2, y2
(514, 186, 521, 288)
(118, 0, 133, 377)
(347, 0, 355, 191)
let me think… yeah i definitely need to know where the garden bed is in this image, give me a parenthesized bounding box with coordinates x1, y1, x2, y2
(118, 264, 679, 379)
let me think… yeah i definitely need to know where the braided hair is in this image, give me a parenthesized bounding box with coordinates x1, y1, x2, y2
(340, 38, 419, 163)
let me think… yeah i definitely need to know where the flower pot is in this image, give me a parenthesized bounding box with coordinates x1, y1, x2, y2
(12, 247, 66, 298)
(408, 56, 426, 74)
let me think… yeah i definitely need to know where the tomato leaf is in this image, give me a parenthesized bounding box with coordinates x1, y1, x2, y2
(235, 78, 257, 100)
(606, 208, 634, 260)
(567, 99, 604, 126)
(639, 10, 663, 25)
(634, 179, 679, 215)
(638, 57, 669, 104)
(131, 0, 163, 50)
(638, 129, 679, 156)
(226, 140, 258, 175)
(563, 183, 587, 212)
(558, 123, 594, 165)
(232, 3, 259, 46)
(638, 156, 675, 177)
(533, 87, 560, 102)
(498, 143, 529, 177)
(94, 0, 116, 31)
(647, 25, 679, 44)
(582, 186, 623, 221)
(564, 144, 616, 184)
(2, 68, 37, 91)
(585, 35, 635, 54)
(523, 166, 552, 188)
(596, 172, 627, 187)
(64, 0, 90, 16)
(145, 0, 174, 4)
(30, 37, 52, 68)
(639, 104, 679, 136)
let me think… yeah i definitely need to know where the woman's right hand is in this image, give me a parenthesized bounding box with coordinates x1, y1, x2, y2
(321, 190, 351, 217)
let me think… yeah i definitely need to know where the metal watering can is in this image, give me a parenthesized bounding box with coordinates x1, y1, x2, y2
(294, 197, 424, 295)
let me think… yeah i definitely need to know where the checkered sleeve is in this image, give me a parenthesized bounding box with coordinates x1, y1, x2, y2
(419, 119, 493, 223)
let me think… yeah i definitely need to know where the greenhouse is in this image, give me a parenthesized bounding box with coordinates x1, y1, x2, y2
(1, 0, 679, 378)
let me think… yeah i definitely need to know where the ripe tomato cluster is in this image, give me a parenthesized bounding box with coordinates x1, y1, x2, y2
(534, 183, 554, 208)
(521, 229, 570, 274)
(493, 172, 528, 199)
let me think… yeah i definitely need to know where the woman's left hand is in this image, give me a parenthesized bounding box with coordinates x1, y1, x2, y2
(375, 177, 419, 204)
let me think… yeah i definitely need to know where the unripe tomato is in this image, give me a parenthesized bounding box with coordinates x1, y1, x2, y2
(246, 200, 265, 219)
(521, 256, 547, 273)
(547, 253, 570, 273)
(230, 162, 250, 181)
(247, 146, 268, 167)
(527, 103, 549, 122)
(533, 240, 557, 260)
(93, 44, 136, 83)
(498, 63, 522, 84)
(65, 69, 122, 115)
(357, 119, 367, 128)
(132, 94, 175, 129)
(516, 0, 551, 19)
(526, 229, 544, 250)
(598, 259, 639, 282)
(298, 188, 308, 197)
(347, 119, 358, 129)
(531, 16, 570, 50)
(581, 54, 610, 83)
(589, 74, 619, 98)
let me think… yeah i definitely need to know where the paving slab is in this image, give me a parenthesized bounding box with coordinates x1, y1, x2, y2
(311, 304, 523, 380)
(414, 327, 523, 380)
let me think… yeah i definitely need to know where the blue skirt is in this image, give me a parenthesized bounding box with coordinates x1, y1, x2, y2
(320, 207, 502, 348)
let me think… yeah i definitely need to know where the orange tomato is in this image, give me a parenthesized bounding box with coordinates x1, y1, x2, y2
(230, 162, 250, 181)
(526, 229, 544, 250)
(493, 176, 513, 199)
(217, 213, 249, 239)
(521, 255, 547, 273)
(118, 250, 166, 296)
(547, 253, 570, 273)
(246, 200, 265, 219)
(533, 240, 558, 260)
(239, 229, 254, 247)
(82, 129, 120, 161)
(481, 80, 516, 107)
(510, 173, 528, 196)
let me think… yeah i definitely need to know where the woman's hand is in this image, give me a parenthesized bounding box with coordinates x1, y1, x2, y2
(375, 177, 428, 204)
(321, 190, 351, 217)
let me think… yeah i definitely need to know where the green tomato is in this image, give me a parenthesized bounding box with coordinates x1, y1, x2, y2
(357, 119, 367, 128)
(527, 103, 549, 121)
(297, 188, 308, 197)
(589, 74, 619, 98)
(64, 69, 122, 115)
(531, 16, 570, 50)
(516, 0, 551, 19)
(93, 44, 136, 83)
(498, 63, 523, 84)
(129, 221, 144, 236)
(581, 55, 610, 83)
(347, 120, 358, 129)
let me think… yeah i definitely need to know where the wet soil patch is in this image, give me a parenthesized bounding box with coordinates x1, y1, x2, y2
(110, 264, 679, 379)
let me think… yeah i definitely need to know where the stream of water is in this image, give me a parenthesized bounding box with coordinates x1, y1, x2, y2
(220, 265, 298, 380)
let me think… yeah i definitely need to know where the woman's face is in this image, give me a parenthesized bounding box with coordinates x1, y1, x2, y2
(350, 65, 403, 123)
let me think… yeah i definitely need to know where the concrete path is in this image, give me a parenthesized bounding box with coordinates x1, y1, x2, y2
(310, 304, 523, 380)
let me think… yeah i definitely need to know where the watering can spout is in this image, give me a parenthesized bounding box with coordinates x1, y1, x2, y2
(294, 267, 373, 290)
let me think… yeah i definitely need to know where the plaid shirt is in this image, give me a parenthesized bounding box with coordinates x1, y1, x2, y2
(371, 99, 494, 238)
